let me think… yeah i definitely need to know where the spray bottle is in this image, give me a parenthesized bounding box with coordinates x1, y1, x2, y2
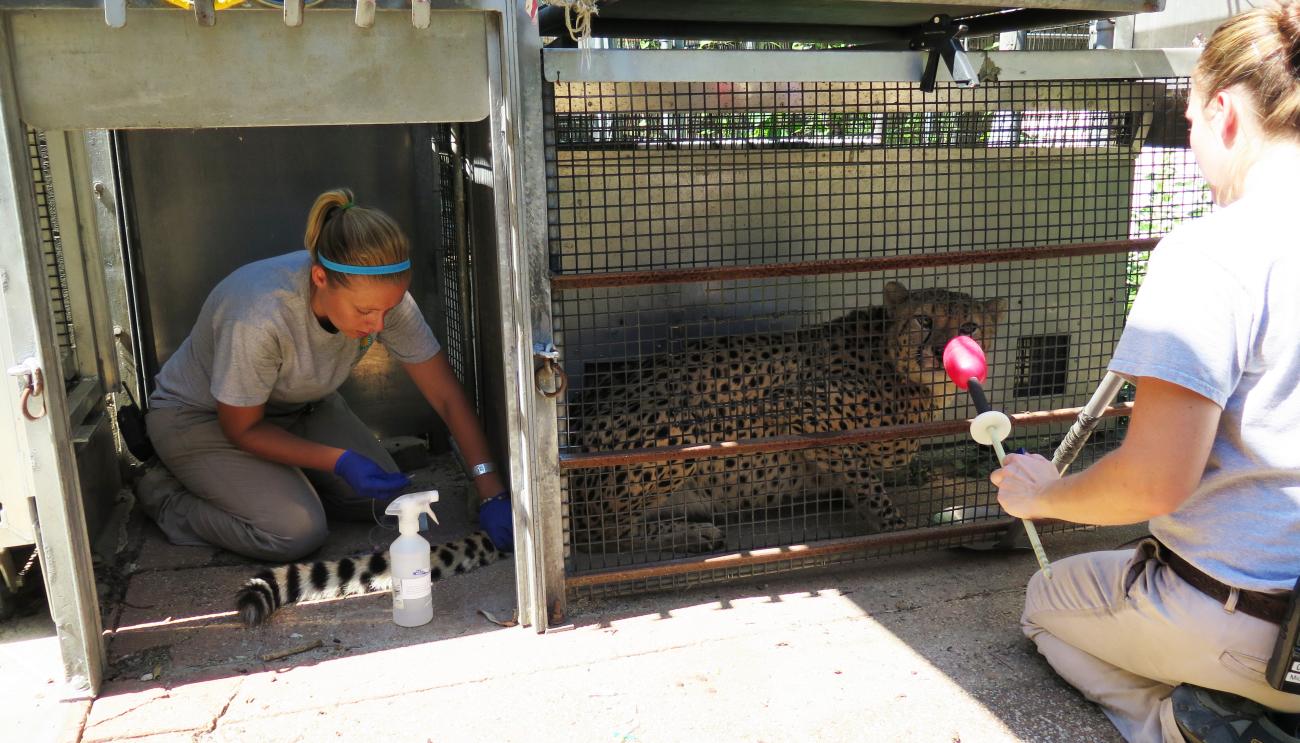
(383, 490, 439, 627)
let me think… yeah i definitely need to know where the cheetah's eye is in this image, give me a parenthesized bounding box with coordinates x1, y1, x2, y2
(959, 322, 980, 336)
(913, 315, 933, 331)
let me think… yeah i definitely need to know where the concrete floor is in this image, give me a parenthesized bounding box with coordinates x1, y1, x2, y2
(4, 452, 1147, 743)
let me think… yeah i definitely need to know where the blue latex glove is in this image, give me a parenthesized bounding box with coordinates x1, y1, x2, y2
(478, 492, 514, 553)
(333, 450, 411, 500)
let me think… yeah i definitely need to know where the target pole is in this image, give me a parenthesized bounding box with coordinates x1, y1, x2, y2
(943, 337, 1052, 579)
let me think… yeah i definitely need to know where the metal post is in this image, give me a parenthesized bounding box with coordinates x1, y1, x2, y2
(450, 123, 479, 410)
(489, 3, 566, 630)
(0, 14, 105, 696)
(83, 130, 140, 405)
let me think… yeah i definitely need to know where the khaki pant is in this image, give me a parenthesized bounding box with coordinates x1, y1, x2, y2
(1024, 538, 1300, 743)
(143, 393, 400, 562)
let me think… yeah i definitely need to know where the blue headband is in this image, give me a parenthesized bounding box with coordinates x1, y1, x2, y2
(318, 255, 411, 276)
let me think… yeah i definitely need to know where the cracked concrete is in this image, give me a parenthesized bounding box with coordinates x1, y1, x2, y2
(8, 449, 1148, 742)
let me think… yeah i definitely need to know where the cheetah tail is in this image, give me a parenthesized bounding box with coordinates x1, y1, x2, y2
(235, 530, 503, 627)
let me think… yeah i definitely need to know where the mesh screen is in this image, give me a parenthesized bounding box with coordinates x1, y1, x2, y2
(965, 21, 1096, 52)
(545, 75, 1211, 596)
(434, 125, 478, 409)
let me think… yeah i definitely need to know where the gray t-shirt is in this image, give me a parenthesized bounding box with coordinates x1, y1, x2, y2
(1109, 183, 1300, 593)
(150, 251, 441, 414)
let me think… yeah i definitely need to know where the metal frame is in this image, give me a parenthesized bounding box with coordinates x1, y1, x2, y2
(0, 1, 557, 695)
(536, 1, 1162, 48)
(0, 15, 105, 695)
(537, 44, 1204, 610)
(490, 4, 566, 630)
(543, 48, 1201, 83)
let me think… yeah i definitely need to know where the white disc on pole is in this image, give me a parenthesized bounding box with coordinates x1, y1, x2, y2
(970, 410, 1012, 445)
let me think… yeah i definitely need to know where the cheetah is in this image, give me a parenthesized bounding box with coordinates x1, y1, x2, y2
(567, 281, 1005, 554)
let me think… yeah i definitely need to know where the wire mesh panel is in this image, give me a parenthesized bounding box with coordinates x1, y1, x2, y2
(433, 124, 478, 409)
(965, 21, 1097, 52)
(545, 73, 1210, 595)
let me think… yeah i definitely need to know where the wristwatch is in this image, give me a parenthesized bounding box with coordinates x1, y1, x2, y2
(471, 462, 496, 479)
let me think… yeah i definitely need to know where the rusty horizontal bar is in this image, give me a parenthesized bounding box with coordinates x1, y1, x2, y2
(559, 402, 1132, 470)
(565, 517, 1071, 588)
(550, 238, 1158, 292)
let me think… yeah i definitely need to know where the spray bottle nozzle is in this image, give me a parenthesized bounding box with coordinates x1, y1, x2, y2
(384, 490, 440, 534)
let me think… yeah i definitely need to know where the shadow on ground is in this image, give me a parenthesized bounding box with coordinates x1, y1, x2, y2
(78, 444, 1137, 742)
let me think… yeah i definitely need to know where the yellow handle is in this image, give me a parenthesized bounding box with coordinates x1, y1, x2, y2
(164, 0, 245, 9)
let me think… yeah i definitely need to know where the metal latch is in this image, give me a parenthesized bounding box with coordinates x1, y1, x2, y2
(7, 358, 47, 422)
(910, 14, 979, 92)
(533, 342, 568, 399)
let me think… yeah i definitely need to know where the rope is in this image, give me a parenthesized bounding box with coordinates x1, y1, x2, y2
(550, 0, 599, 43)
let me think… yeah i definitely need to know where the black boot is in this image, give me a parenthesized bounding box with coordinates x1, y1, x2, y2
(1172, 684, 1300, 743)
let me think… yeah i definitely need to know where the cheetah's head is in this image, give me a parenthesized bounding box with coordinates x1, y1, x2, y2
(882, 281, 1005, 399)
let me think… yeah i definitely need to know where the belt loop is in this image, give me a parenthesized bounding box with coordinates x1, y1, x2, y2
(1224, 587, 1240, 614)
(1139, 537, 1162, 562)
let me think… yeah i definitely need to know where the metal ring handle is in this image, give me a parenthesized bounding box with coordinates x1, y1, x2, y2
(535, 358, 569, 399)
(19, 385, 46, 422)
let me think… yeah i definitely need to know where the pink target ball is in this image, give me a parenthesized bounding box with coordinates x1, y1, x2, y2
(943, 336, 987, 390)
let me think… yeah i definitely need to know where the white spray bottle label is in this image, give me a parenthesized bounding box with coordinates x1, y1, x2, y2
(384, 490, 439, 627)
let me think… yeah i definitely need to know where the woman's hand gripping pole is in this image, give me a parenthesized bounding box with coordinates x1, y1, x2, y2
(943, 336, 1052, 579)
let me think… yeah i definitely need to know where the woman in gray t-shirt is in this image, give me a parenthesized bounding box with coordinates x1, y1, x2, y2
(139, 188, 513, 563)
(991, 4, 1300, 741)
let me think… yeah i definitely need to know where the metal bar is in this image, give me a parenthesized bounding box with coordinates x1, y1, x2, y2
(102, 0, 124, 28)
(412, 0, 430, 28)
(284, 0, 304, 27)
(0, 0, 486, 7)
(192, 0, 215, 26)
(1052, 371, 1126, 475)
(486, 4, 567, 631)
(10, 10, 492, 131)
(108, 132, 158, 403)
(354, 0, 376, 27)
(551, 238, 1156, 292)
(560, 402, 1133, 470)
(451, 124, 479, 410)
(565, 517, 1074, 588)
(507, 3, 568, 630)
(539, 12, 909, 46)
(958, 8, 1120, 37)
(83, 131, 134, 402)
(542, 48, 1198, 84)
(42, 132, 106, 392)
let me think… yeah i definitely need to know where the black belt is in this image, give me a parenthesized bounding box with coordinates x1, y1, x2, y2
(1153, 539, 1288, 625)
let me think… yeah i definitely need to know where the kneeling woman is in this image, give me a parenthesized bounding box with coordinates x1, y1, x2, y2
(140, 188, 512, 562)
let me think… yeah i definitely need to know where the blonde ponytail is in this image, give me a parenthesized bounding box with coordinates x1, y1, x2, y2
(303, 188, 411, 286)
(1196, 1, 1300, 141)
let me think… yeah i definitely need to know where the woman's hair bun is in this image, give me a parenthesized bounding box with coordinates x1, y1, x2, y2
(1281, 1, 1300, 77)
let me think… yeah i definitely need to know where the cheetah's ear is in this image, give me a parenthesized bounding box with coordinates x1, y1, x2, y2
(883, 281, 909, 307)
(983, 297, 1007, 323)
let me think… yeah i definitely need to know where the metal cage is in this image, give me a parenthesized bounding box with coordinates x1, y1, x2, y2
(542, 51, 1210, 598)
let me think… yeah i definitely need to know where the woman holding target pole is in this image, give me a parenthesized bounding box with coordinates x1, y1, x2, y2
(990, 4, 1300, 742)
